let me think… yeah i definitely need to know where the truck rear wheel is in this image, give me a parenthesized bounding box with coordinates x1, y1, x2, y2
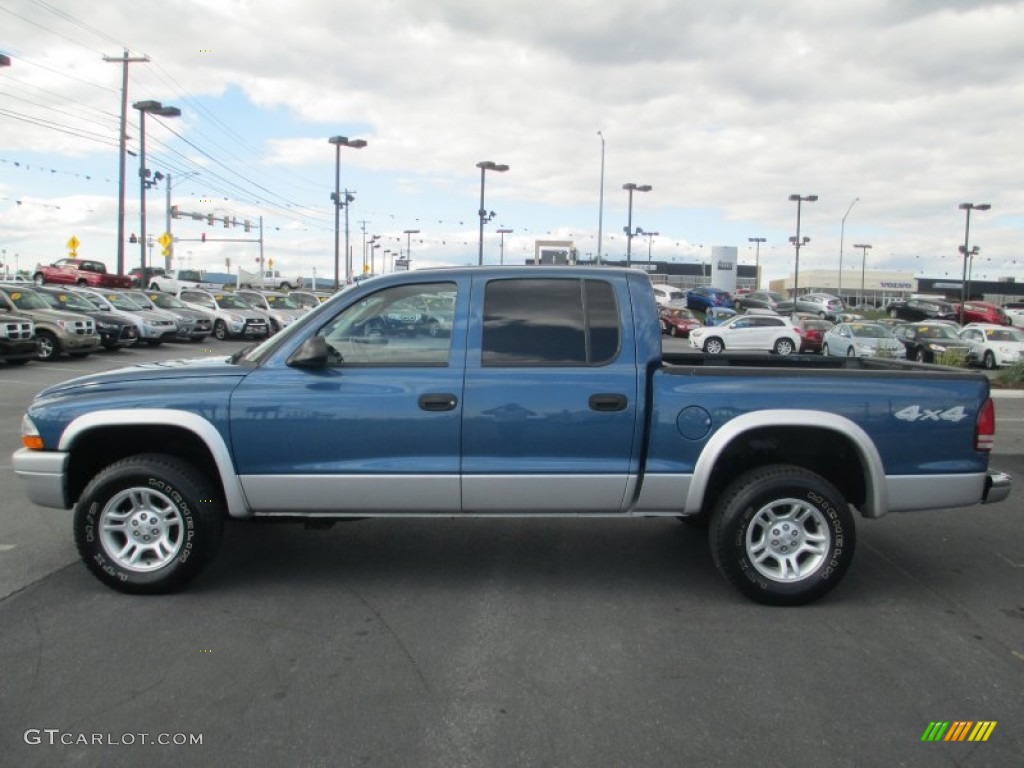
(709, 464, 855, 605)
(73, 454, 224, 594)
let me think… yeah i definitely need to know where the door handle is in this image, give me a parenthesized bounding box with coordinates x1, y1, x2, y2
(589, 394, 628, 412)
(418, 393, 459, 412)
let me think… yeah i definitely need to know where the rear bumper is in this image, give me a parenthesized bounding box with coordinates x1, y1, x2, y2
(983, 471, 1012, 504)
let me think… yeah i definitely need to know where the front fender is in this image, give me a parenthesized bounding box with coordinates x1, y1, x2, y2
(60, 408, 252, 518)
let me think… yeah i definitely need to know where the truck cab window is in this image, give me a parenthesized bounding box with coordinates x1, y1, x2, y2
(482, 278, 620, 366)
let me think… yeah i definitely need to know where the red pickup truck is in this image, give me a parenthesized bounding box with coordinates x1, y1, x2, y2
(33, 258, 134, 289)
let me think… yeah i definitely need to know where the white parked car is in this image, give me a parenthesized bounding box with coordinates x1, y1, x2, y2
(689, 314, 801, 355)
(821, 322, 906, 359)
(651, 284, 686, 309)
(957, 323, 1024, 369)
(1003, 303, 1024, 328)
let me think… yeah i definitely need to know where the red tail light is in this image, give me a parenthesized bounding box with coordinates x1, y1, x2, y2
(975, 398, 996, 451)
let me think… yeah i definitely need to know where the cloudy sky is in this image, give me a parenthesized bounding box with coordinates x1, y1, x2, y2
(1, 0, 1021, 286)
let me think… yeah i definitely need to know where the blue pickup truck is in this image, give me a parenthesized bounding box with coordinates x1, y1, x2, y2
(12, 267, 1011, 604)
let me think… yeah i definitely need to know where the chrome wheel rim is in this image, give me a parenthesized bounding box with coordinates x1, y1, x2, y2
(745, 498, 830, 582)
(98, 487, 184, 572)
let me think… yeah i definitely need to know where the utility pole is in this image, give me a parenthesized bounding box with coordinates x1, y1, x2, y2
(103, 50, 149, 276)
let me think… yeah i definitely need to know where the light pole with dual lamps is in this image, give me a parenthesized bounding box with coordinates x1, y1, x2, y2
(958, 202, 990, 322)
(328, 136, 367, 289)
(638, 229, 659, 261)
(622, 183, 652, 267)
(133, 100, 180, 277)
(496, 228, 513, 265)
(747, 237, 766, 289)
(788, 193, 817, 304)
(853, 243, 872, 307)
(476, 161, 509, 265)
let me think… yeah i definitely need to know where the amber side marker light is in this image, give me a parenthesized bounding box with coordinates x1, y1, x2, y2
(22, 434, 44, 450)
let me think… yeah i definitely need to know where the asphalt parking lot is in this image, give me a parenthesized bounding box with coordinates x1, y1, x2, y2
(1, 340, 1022, 767)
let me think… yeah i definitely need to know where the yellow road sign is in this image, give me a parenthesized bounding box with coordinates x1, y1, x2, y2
(158, 232, 172, 248)
(66, 235, 80, 251)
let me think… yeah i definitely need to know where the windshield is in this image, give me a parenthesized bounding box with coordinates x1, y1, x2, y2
(266, 294, 301, 309)
(215, 293, 253, 309)
(103, 292, 145, 310)
(147, 292, 187, 309)
(850, 324, 888, 338)
(983, 328, 1024, 342)
(39, 290, 97, 312)
(918, 325, 959, 340)
(5, 289, 50, 310)
(178, 270, 204, 282)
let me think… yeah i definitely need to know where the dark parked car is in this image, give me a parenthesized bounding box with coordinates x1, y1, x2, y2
(685, 286, 734, 312)
(32, 286, 139, 350)
(886, 298, 958, 322)
(735, 290, 786, 312)
(891, 322, 971, 364)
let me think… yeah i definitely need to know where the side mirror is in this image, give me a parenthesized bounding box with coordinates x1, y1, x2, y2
(287, 335, 329, 368)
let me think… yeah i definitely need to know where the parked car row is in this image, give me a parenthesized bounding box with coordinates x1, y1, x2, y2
(0, 281, 336, 364)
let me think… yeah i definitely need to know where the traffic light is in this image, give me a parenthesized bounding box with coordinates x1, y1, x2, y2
(201, 233, 206, 243)
(207, 214, 214, 226)
(170, 205, 180, 219)
(244, 220, 251, 233)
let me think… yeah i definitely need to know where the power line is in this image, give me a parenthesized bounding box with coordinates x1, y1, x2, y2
(0, 107, 121, 148)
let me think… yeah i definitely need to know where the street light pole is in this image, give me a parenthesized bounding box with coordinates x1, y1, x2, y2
(853, 243, 872, 306)
(958, 202, 991, 322)
(496, 228, 513, 265)
(788, 193, 818, 304)
(476, 161, 509, 265)
(328, 136, 368, 289)
(133, 100, 180, 277)
(748, 237, 766, 290)
(403, 229, 420, 270)
(622, 183, 652, 267)
(642, 230, 659, 261)
(838, 197, 859, 301)
(597, 130, 605, 264)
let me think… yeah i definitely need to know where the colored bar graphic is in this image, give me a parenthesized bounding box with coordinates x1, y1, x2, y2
(921, 720, 996, 742)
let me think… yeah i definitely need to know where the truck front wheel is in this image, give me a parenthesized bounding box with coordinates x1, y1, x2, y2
(73, 454, 224, 594)
(709, 464, 855, 605)
(704, 337, 724, 354)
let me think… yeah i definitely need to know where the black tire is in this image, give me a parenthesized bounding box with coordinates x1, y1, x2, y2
(889, 308, 898, 318)
(704, 337, 724, 354)
(35, 330, 60, 361)
(821, 343, 830, 356)
(33, 273, 46, 285)
(213, 320, 229, 340)
(709, 464, 855, 606)
(280, 282, 292, 290)
(669, 325, 678, 337)
(73, 454, 224, 594)
(846, 347, 856, 357)
(983, 351, 996, 370)
(149, 282, 161, 291)
(76, 279, 88, 287)
(914, 348, 927, 363)
(774, 338, 795, 356)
